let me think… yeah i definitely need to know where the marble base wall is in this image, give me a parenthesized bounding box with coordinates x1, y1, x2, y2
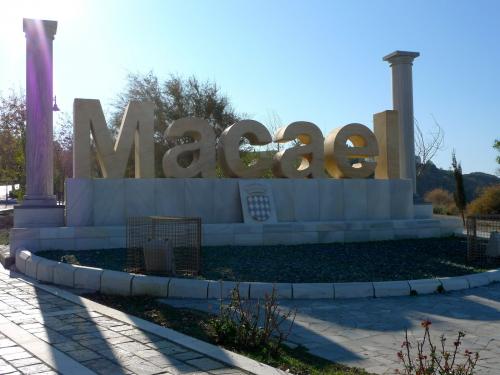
(65, 178, 416, 226)
(9, 216, 462, 254)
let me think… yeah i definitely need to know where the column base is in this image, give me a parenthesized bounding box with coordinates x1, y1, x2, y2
(22, 195, 57, 207)
(14, 205, 65, 228)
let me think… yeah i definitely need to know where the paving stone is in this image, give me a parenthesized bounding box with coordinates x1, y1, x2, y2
(65, 348, 101, 361)
(9, 357, 41, 368)
(187, 358, 226, 371)
(17, 363, 52, 374)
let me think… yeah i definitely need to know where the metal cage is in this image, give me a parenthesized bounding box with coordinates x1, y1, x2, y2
(466, 214, 500, 266)
(126, 216, 201, 276)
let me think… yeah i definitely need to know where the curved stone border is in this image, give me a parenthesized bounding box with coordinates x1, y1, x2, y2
(15, 249, 500, 300)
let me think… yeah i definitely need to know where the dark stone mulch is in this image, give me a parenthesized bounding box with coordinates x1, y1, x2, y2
(37, 237, 486, 283)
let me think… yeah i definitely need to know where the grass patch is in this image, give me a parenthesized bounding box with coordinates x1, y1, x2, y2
(83, 294, 372, 375)
(39, 237, 486, 282)
(0, 229, 8, 245)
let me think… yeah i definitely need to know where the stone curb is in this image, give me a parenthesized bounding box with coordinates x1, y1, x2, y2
(13, 248, 500, 300)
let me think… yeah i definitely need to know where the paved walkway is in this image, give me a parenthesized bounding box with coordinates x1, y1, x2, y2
(0, 265, 271, 375)
(166, 283, 500, 375)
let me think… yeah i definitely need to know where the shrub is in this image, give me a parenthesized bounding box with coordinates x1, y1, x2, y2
(424, 188, 458, 215)
(396, 320, 479, 375)
(207, 286, 296, 357)
(467, 184, 500, 215)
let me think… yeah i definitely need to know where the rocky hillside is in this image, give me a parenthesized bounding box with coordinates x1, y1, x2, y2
(417, 162, 499, 202)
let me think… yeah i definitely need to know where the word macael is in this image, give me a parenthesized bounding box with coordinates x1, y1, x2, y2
(73, 99, 401, 180)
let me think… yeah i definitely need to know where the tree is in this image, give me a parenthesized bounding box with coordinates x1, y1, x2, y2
(0, 90, 26, 189)
(0, 89, 73, 199)
(111, 72, 241, 177)
(467, 184, 500, 215)
(452, 151, 467, 225)
(494, 139, 500, 175)
(414, 116, 444, 176)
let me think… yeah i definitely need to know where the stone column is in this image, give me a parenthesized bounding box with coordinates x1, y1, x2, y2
(23, 18, 58, 206)
(383, 50, 419, 196)
(13, 19, 64, 231)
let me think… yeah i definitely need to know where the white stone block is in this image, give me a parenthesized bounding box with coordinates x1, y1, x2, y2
(292, 232, 318, 244)
(318, 179, 344, 221)
(132, 275, 169, 297)
(390, 179, 413, 219)
(373, 281, 411, 297)
(271, 179, 295, 222)
(465, 273, 491, 288)
(109, 237, 126, 248)
(203, 234, 234, 246)
(185, 179, 215, 223)
(249, 282, 292, 299)
(40, 238, 76, 251)
(93, 179, 125, 226)
(234, 234, 263, 246)
(318, 231, 344, 243)
(74, 265, 103, 291)
(66, 178, 94, 226)
(25, 254, 42, 279)
(15, 250, 31, 274)
(125, 179, 156, 218)
(293, 283, 334, 299)
(203, 224, 234, 235)
(294, 179, 319, 221)
(36, 258, 57, 283)
(414, 203, 433, 219)
(75, 238, 109, 251)
(408, 279, 442, 295)
(369, 229, 394, 241)
(417, 228, 441, 239)
(344, 230, 370, 242)
(343, 180, 368, 221)
(485, 269, 500, 283)
(155, 179, 186, 217)
(213, 179, 242, 223)
(168, 278, 208, 299)
(14, 206, 64, 228)
(263, 233, 295, 245)
(438, 277, 469, 292)
(366, 180, 391, 220)
(53, 263, 75, 288)
(208, 281, 251, 299)
(100, 270, 133, 296)
(334, 282, 374, 299)
(233, 224, 263, 234)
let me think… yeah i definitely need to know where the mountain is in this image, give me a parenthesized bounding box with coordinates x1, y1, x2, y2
(417, 162, 500, 202)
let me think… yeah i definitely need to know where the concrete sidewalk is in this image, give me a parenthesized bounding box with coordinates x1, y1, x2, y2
(0, 264, 283, 375)
(166, 284, 500, 374)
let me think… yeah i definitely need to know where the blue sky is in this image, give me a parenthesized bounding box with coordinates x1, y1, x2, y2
(1, 0, 499, 174)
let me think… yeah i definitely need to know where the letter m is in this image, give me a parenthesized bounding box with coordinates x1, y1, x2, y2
(73, 99, 154, 178)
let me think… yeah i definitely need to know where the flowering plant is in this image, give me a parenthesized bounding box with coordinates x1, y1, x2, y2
(396, 320, 479, 375)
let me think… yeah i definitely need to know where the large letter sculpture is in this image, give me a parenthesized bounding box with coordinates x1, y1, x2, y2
(272, 121, 324, 178)
(324, 123, 379, 178)
(373, 110, 400, 179)
(218, 120, 272, 178)
(162, 117, 216, 177)
(73, 99, 154, 178)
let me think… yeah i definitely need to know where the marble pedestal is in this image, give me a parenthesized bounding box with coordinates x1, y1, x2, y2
(14, 206, 65, 228)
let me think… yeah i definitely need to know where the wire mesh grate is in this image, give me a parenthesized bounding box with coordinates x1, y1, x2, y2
(126, 216, 201, 276)
(466, 214, 500, 267)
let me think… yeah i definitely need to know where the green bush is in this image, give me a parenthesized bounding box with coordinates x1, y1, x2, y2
(467, 184, 500, 215)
